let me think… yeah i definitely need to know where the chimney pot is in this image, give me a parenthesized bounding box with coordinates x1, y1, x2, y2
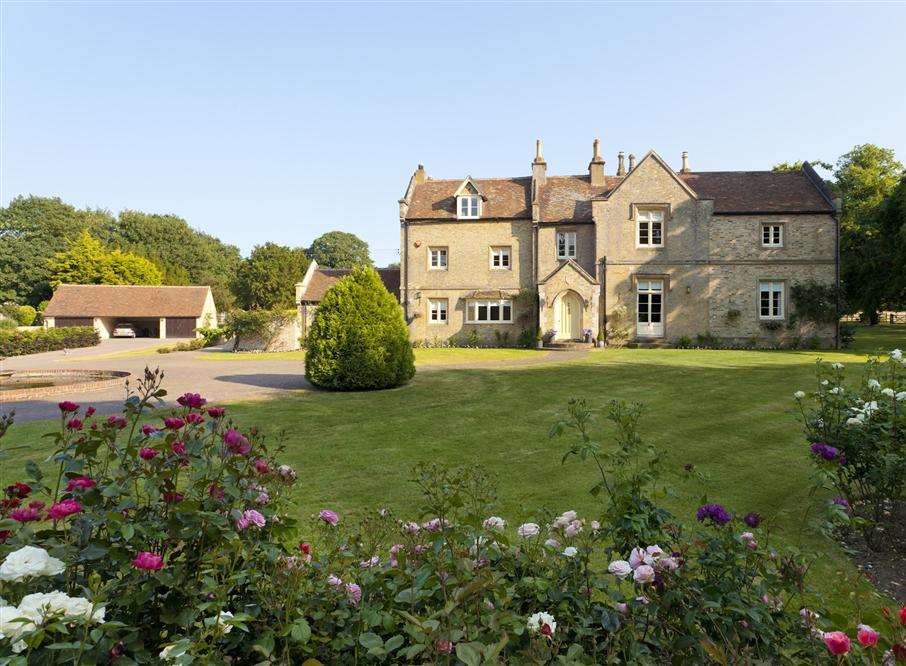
(589, 138, 605, 185)
(534, 138, 545, 164)
(680, 151, 690, 173)
(532, 138, 547, 188)
(628, 154, 636, 172)
(616, 151, 626, 176)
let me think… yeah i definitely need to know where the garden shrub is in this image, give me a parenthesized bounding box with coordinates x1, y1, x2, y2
(15, 306, 36, 327)
(305, 266, 414, 390)
(795, 350, 906, 550)
(1, 378, 906, 662)
(196, 326, 225, 348)
(226, 309, 297, 351)
(0, 327, 99, 356)
(157, 338, 206, 354)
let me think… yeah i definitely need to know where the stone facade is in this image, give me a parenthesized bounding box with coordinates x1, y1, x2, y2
(399, 142, 840, 348)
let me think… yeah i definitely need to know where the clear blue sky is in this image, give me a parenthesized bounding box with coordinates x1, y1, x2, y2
(3, 2, 905, 265)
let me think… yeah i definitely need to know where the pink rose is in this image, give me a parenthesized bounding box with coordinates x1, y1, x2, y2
(163, 417, 185, 430)
(327, 574, 343, 586)
(857, 624, 879, 647)
(207, 407, 226, 419)
(107, 415, 128, 429)
(163, 492, 185, 504)
(319, 509, 339, 526)
(139, 447, 158, 460)
(177, 392, 207, 409)
(185, 412, 205, 425)
(236, 509, 266, 530)
(66, 418, 83, 431)
(85, 406, 96, 417)
(48, 499, 82, 520)
(633, 564, 655, 584)
(132, 551, 165, 570)
(823, 631, 851, 655)
(10, 506, 42, 522)
(436, 639, 453, 655)
(171, 441, 187, 455)
(65, 476, 96, 491)
(223, 429, 251, 455)
(58, 401, 79, 413)
(253, 459, 270, 475)
(140, 424, 158, 436)
(345, 582, 362, 604)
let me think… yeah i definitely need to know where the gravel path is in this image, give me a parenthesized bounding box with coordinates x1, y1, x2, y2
(1, 340, 591, 422)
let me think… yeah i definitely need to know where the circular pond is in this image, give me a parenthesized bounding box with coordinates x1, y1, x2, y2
(0, 369, 130, 401)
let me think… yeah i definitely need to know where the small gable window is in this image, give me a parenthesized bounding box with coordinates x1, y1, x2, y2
(557, 232, 577, 259)
(458, 195, 481, 219)
(637, 209, 664, 248)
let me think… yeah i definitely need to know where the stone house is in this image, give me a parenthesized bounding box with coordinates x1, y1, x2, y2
(398, 140, 840, 347)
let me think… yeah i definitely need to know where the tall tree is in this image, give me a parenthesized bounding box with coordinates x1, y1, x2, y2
(308, 231, 371, 268)
(0, 196, 113, 305)
(834, 145, 904, 322)
(771, 160, 833, 173)
(104, 211, 242, 311)
(49, 230, 163, 286)
(233, 242, 310, 310)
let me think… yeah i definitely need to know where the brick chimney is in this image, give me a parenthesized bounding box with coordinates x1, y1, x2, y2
(616, 151, 626, 176)
(532, 139, 547, 187)
(628, 154, 636, 172)
(589, 138, 605, 186)
(680, 151, 690, 173)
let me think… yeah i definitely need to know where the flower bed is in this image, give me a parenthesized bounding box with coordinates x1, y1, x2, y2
(1, 370, 905, 662)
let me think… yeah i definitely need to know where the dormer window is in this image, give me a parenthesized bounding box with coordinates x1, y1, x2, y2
(458, 195, 481, 219)
(453, 177, 486, 220)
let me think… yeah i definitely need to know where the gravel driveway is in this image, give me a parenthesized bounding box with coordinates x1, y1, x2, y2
(1, 339, 311, 422)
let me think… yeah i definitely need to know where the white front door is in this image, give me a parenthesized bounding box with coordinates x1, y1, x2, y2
(556, 292, 583, 340)
(636, 279, 664, 337)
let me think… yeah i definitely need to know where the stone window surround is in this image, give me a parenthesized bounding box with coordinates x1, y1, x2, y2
(428, 246, 448, 270)
(466, 299, 514, 324)
(629, 272, 670, 339)
(757, 278, 787, 321)
(490, 246, 512, 270)
(761, 222, 785, 248)
(456, 195, 481, 219)
(428, 298, 448, 324)
(630, 203, 671, 250)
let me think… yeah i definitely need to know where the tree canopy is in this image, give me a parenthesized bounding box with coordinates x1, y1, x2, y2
(233, 242, 310, 310)
(308, 231, 371, 268)
(49, 231, 164, 286)
(0, 196, 113, 305)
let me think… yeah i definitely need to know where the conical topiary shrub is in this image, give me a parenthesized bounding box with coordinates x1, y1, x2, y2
(305, 266, 415, 390)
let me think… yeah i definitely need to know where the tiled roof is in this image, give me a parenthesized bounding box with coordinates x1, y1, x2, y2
(679, 171, 835, 214)
(44, 284, 211, 318)
(405, 167, 834, 222)
(539, 175, 621, 223)
(299, 268, 400, 303)
(405, 177, 531, 220)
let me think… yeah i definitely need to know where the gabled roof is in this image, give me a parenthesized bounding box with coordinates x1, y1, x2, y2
(297, 264, 400, 303)
(539, 175, 621, 223)
(452, 177, 488, 200)
(538, 259, 598, 285)
(404, 177, 532, 220)
(44, 284, 212, 318)
(596, 150, 699, 203)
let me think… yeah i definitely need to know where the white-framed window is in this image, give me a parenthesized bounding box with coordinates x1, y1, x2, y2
(428, 299, 448, 324)
(467, 299, 513, 323)
(761, 224, 783, 247)
(556, 231, 577, 259)
(490, 246, 511, 269)
(429, 247, 448, 270)
(759, 281, 784, 319)
(637, 209, 664, 247)
(457, 195, 481, 219)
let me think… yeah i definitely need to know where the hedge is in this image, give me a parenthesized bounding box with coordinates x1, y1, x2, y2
(306, 266, 414, 390)
(0, 326, 100, 356)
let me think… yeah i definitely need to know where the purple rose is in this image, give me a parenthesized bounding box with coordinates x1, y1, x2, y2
(696, 503, 732, 525)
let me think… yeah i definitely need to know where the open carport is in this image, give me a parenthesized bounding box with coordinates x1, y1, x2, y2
(43, 284, 218, 340)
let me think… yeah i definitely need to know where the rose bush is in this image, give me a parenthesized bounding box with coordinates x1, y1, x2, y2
(1, 371, 905, 663)
(795, 350, 906, 548)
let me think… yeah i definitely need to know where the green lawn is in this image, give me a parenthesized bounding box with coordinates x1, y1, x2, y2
(3, 325, 904, 618)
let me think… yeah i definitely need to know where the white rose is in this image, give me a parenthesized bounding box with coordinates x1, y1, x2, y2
(482, 516, 506, 531)
(890, 349, 902, 361)
(517, 523, 540, 538)
(897, 391, 906, 402)
(829, 387, 843, 395)
(645, 545, 664, 560)
(607, 560, 632, 579)
(216, 611, 234, 634)
(0, 546, 65, 582)
(11, 640, 27, 653)
(846, 418, 864, 426)
(17, 591, 104, 624)
(820, 380, 829, 386)
(160, 640, 190, 661)
(552, 510, 578, 529)
(881, 388, 896, 397)
(563, 520, 583, 538)
(526, 611, 556, 636)
(562, 546, 578, 558)
(629, 547, 650, 569)
(1, 604, 37, 640)
(633, 564, 656, 584)
(831, 362, 844, 370)
(867, 379, 881, 390)
(794, 390, 806, 399)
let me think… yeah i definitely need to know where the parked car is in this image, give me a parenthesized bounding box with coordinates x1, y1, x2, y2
(112, 322, 137, 338)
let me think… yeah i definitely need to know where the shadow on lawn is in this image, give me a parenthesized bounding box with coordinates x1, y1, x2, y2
(213, 373, 314, 391)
